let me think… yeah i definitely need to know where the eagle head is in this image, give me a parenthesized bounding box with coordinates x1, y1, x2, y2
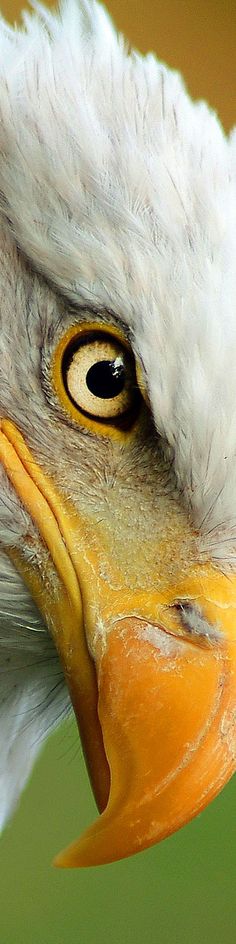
(0, 0, 235, 867)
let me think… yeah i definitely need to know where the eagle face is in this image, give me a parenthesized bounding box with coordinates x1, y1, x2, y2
(0, 0, 236, 867)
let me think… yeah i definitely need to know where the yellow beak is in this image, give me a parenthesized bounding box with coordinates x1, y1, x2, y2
(1, 419, 236, 867)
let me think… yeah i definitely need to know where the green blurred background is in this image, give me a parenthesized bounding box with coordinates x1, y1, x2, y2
(1, 2, 236, 942)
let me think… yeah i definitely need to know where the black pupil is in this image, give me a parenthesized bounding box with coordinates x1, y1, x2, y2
(86, 359, 125, 399)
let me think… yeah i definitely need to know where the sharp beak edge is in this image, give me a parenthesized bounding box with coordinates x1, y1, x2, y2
(1, 420, 236, 867)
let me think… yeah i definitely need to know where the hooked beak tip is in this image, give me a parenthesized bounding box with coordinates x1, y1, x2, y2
(53, 611, 236, 868)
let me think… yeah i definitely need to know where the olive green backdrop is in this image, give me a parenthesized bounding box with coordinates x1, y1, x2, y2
(1, 2, 236, 943)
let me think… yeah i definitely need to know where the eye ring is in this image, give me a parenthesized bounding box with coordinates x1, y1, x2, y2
(52, 321, 141, 437)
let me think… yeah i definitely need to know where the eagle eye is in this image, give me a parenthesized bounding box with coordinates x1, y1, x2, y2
(52, 323, 140, 431)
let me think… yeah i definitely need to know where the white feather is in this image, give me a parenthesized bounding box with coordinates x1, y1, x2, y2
(0, 1, 235, 561)
(0, 552, 70, 828)
(0, 0, 236, 831)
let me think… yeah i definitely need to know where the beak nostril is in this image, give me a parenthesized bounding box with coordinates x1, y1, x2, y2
(173, 601, 222, 645)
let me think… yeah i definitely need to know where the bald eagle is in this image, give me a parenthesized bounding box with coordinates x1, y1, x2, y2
(0, 0, 235, 868)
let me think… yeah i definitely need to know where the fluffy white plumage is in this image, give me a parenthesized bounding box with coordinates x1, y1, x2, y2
(0, 555, 69, 829)
(0, 0, 236, 832)
(0, 0, 236, 556)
